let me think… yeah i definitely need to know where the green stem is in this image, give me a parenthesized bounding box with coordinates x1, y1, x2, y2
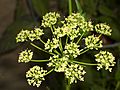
(66, 36, 68, 45)
(66, 78, 70, 90)
(30, 43, 55, 55)
(53, 49, 61, 56)
(98, 34, 102, 38)
(69, 60, 97, 66)
(50, 26, 54, 35)
(115, 81, 120, 90)
(46, 69, 54, 75)
(75, 0, 83, 13)
(31, 59, 50, 62)
(68, 0, 72, 14)
(59, 38, 63, 53)
(80, 48, 89, 55)
(39, 38, 45, 44)
(76, 32, 84, 44)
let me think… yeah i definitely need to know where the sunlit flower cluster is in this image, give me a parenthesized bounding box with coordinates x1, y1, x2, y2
(42, 12, 60, 27)
(65, 64, 86, 84)
(26, 66, 47, 87)
(95, 23, 112, 36)
(18, 49, 33, 63)
(16, 28, 44, 42)
(47, 55, 68, 72)
(95, 51, 116, 72)
(45, 38, 59, 52)
(64, 42, 80, 58)
(85, 35, 102, 50)
(16, 30, 29, 42)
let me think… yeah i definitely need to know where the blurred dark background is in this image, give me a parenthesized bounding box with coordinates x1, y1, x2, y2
(0, 0, 120, 90)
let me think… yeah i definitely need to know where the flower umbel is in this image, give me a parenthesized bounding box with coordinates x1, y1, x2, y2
(16, 12, 115, 88)
(64, 42, 80, 58)
(65, 64, 86, 84)
(95, 51, 115, 72)
(16, 30, 30, 43)
(18, 49, 33, 63)
(26, 66, 47, 87)
(48, 55, 68, 72)
(85, 35, 102, 50)
(95, 23, 112, 36)
(42, 12, 60, 27)
(45, 38, 59, 52)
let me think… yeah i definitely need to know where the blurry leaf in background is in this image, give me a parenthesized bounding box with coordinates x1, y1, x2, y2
(31, 0, 49, 17)
(0, 18, 38, 54)
(98, 4, 115, 18)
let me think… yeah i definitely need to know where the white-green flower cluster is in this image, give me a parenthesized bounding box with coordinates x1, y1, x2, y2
(18, 49, 33, 63)
(47, 55, 68, 72)
(26, 66, 47, 87)
(42, 12, 60, 27)
(64, 42, 80, 58)
(45, 38, 59, 52)
(85, 35, 102, 50)
(65, 64, 86, 84)
(16, 30, 29, 42)
(28, 28, 44, 41)
(95, 23, 112, 36)
(95, 51, 116, 72)
(16, 28, 44, 42)
(64, 13, 93, 32)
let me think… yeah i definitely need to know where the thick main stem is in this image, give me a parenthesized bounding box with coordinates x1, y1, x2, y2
(66, 78, 70, 90)
(68, 0, 72, 14)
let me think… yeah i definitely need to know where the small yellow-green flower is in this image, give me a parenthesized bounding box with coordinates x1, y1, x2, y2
(85, 35, 102, 50)
(95, 23, 112, 36)
(26, 66, 47, 87)
(18, 49, 33, 63)
(65, 64, 86, 84)
(64, 42, 80, 58)
(95, 51, 115, 72)
(42, 12, 60, 27)
(16, 30, 30, 43)
(47, 55, 68, 72)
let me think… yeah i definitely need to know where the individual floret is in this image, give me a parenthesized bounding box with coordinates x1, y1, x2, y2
(26, 66, 47, 87)
(41, 12, 60, 27)
(95, 23, 112, 36)
(85, 35, 102, 50)
(95, 51, 116, 72)
(18, 49, 33, 63)
(65, 64, 86, 84)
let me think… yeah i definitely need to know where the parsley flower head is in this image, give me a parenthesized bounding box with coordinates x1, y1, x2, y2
(65, 64, 86, 84)
(64, 42, 80, 58)
(42, 12, 60, 27)
(95, 51, 116, 72)
(26, 66, 47, 87)
(16, 30, 30, 43)
(18, 49, 33, 63)
(28, 28, 44, 41)
(47, 55, 68, 72)
(95, 23, 112, 36)
(65, 13, 85, 28)
(45, 38, 59, 52)
(85, 35, 102, 50)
